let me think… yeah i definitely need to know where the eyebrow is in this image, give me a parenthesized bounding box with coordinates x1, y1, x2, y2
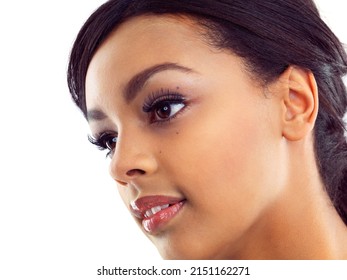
(124, 62, 193, 102)
(87, 62, 194, 122)
(87, 109, 107, 122)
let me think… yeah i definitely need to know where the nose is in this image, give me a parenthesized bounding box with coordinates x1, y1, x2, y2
(109, 132, 158, 186)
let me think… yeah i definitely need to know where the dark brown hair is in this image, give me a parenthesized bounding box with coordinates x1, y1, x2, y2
(67, 0, 347, 224)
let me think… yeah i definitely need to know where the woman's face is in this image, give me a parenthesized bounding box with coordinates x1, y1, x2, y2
(85, 15, 286, 259)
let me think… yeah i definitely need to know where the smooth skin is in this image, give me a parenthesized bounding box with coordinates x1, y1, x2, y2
(85, 15, 347, 259)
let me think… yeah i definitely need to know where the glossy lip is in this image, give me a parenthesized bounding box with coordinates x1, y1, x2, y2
(130, 195, 186, 234)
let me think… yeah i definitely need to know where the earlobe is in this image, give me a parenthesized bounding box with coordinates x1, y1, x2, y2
(280, 66, 319, 141)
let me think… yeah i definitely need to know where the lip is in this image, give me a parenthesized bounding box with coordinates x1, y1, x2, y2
(130, 196, 186, 234)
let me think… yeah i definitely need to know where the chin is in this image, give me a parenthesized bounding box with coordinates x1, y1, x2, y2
(155, 241, 224, 260)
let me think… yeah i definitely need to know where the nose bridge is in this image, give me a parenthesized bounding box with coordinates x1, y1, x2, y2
(109, 127, 157, 184)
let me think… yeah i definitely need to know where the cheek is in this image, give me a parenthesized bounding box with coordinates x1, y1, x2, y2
(168, 102, 281, 226)
(155, 106, 283, 258)
(199, 117, 274, 205)
(218, 115, 272, 182)
(174, 104, 276, 187)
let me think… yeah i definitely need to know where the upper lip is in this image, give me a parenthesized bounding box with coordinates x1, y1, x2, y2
(130, 195, 185, 219)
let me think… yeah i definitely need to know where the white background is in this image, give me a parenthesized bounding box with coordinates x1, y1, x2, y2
(0, 1, 346, 279)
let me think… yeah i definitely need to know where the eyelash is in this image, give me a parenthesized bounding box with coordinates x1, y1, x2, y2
(88, 131, 118, 158)
(143, 89, 187, 124)
(89, 89, 187, 157)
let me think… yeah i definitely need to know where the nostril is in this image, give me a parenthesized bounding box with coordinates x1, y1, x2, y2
(126, 169, 146, 177)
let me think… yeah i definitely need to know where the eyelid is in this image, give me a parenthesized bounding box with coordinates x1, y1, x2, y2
(142, 89, 186, 113)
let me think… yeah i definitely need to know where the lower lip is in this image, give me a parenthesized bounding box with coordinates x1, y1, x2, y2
(142, 201, 185, 234)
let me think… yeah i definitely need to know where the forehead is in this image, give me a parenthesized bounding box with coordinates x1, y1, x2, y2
(85, 15, 209, 103)
(86, 15, 205, 73)
(91, 14, 205, 63)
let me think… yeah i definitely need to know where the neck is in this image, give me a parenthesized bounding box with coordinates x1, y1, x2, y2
(232, 138, 347, 259)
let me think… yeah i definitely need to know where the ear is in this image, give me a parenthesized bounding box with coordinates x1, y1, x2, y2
(278, 66, 319, 141)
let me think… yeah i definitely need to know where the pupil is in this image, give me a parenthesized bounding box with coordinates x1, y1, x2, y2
(157, 103, 171, 118)
(107, 137, 117, 150)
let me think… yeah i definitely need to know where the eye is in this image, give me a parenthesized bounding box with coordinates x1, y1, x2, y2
(153, 101, 185, 121)
(104, 135, 118, 151)
(143, 91, 187, 124)
(88, 131, 118, 158)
